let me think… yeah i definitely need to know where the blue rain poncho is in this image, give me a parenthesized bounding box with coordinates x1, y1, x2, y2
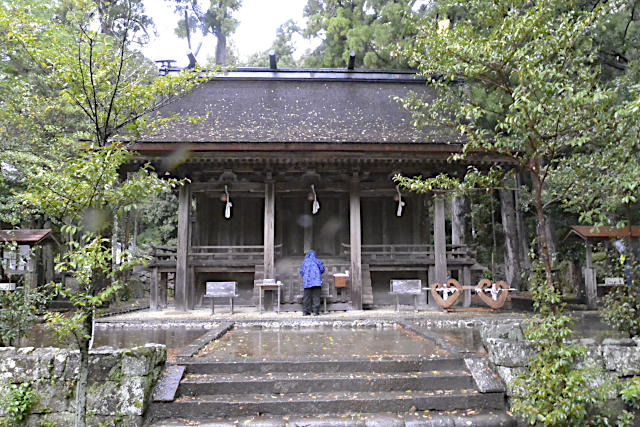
(299, 250, 325, 288)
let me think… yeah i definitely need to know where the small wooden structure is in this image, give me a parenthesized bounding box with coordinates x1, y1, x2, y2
(255, 279, 282, 314)
(0, 229, 55, 291)
(568, 225, 640, 309)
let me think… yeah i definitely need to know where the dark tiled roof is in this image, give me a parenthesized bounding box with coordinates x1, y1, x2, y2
(570, 226, 640, 239)
(141, 71, 461, 144)
(0, 229, 52, 244)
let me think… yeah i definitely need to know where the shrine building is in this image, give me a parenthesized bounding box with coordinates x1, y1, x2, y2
(130, 67, 500, 312)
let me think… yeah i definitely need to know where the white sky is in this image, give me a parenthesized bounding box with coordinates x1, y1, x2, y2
(142, 0, 312, 67)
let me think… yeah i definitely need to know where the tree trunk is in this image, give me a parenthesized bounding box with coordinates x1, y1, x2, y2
(500, 186, 522, 290)
(514, 173, 530, 268)
(531, 169, 554, 289)
(74, 315, 92, 427)
(215, 34, 227, 65)
(626, 202, 636, 284)
(451, 196, 467, 245)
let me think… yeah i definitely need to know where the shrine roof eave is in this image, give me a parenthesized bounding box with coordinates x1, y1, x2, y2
(127, 141, 513, 164)
(131, 141, 458, 155)
(0, 229, 53, 245)
(569, 226, 640, 241)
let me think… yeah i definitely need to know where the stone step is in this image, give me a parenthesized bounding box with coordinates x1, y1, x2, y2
(178, 369, 475, 396)
(182, 357, 466, 374)
(149, 389, 506, 420)
(150, 410, 516, 426)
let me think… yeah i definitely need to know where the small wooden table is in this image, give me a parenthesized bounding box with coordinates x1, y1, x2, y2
(256, 279, 282, 314)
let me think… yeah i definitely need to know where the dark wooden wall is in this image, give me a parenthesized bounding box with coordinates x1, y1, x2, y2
(194, 194, 263, 246)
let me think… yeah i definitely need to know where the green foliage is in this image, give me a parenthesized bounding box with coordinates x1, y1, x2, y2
(0, 288, 49, 348)
(301, 0, 427, 69)
(244, 20, 301, 68)
(399, 0, 636, 288)
(511, 262, 619, 426)
(1, 382, 34, 426)
(170, 0, 241, 65)
(621, 376, 640, 411)
(602, 281, 640, 338)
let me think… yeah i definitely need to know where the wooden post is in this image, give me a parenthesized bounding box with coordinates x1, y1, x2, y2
(584, 241, 597, 309)
(462, 266, 472, 307)
(264, 180, 275, 280)
(175, 183, 191, 311)
(452, 196, 471, 306)
(160, 272, 168, 309)
(350, 177, 362, 310)
(434, 195, 448, 285)
(150, 267, 159, 311)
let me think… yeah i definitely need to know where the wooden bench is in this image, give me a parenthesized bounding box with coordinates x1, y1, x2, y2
(390, 279, 422, 312)
(204, 281, 237, 314)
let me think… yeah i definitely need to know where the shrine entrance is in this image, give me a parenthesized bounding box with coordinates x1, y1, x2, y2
(276, 194, 348, 258)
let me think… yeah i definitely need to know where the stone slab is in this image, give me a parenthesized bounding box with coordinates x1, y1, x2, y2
(176, 321, 233, 359)
(464, 357, 506, 393)
(152, 365, 186, 402)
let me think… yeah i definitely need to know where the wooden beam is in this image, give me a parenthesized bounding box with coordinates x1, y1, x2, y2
(175, 183, 191, 311)
(433, 195, 448, 285)
(130, 142, 464, 154)
(350, 177, 362, 310)
(263, 180, 275, 279)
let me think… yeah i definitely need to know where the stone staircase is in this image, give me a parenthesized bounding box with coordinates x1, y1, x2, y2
(147, 356, 508, 425)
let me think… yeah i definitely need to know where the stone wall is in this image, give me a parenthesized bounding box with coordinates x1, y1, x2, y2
(481, 322, 640, 396)
(0, 344, 166, 426)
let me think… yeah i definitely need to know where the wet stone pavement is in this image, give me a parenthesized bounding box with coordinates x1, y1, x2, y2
(195, 325, 450, 361)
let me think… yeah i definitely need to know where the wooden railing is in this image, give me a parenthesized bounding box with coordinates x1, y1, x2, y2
(341, 243, 472, 262)
(148, 244, 283, 266)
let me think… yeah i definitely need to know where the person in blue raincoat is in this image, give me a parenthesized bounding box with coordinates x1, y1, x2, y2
(299, 250, 325, 316)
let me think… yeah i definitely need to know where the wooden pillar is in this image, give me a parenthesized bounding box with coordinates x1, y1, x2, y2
(452, 196, 470, 306)
(350, 177, 362, 310)
(434, 195, 448, 285)
(584, 241, 597, 309)
(175, 183, 191, 311)
(412, 196, 421, 245)
(462, 266, 472, 307)
(264, 180, 275, 280)
(150, 267, 159, 311)
(160, 272, 168, 309)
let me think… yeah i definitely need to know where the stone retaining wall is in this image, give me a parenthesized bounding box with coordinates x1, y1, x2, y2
(481, 322, 640, 396)
(0, 344, 165, 426)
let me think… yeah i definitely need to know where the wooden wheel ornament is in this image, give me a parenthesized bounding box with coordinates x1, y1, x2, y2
(476, 279, 509, 309)
(430, 278, 463, 309)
